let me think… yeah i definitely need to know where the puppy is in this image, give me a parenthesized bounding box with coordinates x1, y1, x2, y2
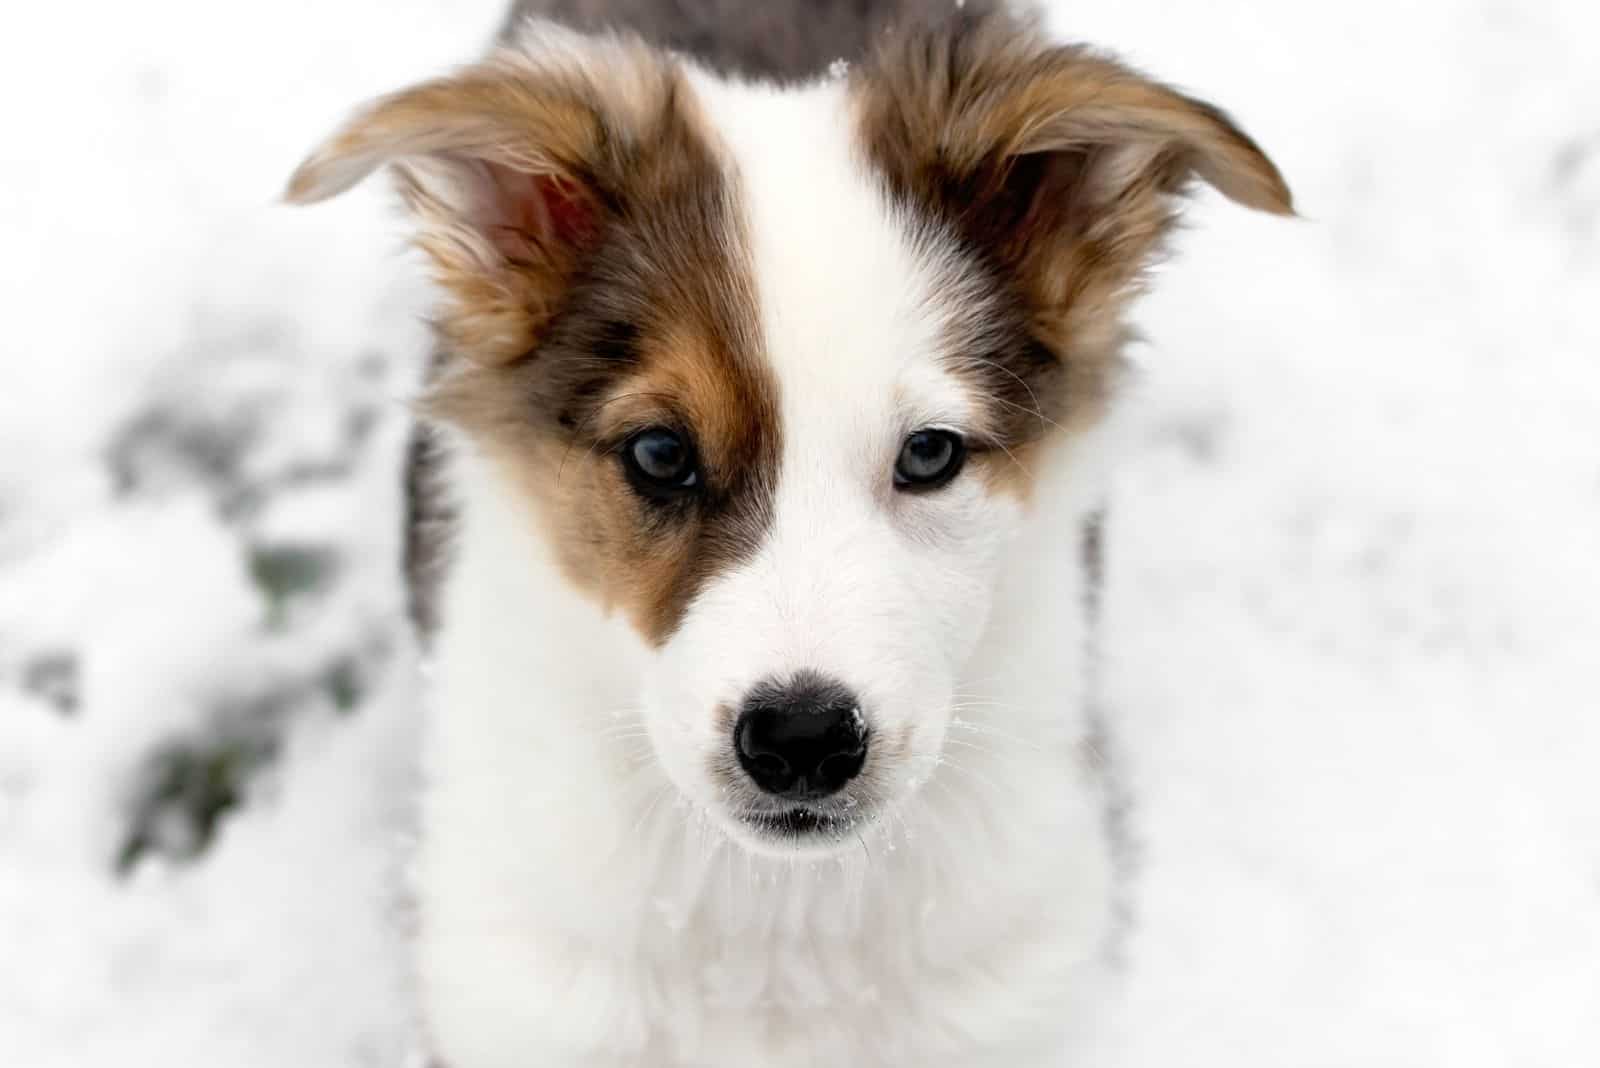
(287, 2, 1290, 1064)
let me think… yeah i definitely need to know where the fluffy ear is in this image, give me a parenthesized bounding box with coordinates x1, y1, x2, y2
(856, 8, 1292, 345)
(285, 29, 671, 364)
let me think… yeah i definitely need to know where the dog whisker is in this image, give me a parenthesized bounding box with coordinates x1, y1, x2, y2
(931, 756, 1013, 807)
(945, 719, 1047, 753)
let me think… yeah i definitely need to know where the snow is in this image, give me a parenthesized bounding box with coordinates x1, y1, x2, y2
(2, 1, 1597, 1065)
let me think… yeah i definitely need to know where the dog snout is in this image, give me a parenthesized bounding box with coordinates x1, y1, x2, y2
(733, 672, 868, 800)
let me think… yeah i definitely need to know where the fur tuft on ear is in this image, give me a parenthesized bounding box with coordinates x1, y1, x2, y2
(284, 26, 673, 364)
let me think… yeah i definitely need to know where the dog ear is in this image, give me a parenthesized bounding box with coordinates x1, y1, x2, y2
(856, 9, 1292, 347)
(286, 28, 671, 365)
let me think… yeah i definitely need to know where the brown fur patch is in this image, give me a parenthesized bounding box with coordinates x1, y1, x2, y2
(500, 0, 960, 81)
(851, 6, 1292, 494)
(434, 307, 779, 646)
(289, 33, 779, 645)
(288, 35, 679, 366)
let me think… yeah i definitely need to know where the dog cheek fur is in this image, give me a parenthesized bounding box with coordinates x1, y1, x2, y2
(427, 325, 780, 648)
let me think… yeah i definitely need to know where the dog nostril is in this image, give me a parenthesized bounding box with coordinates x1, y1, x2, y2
(733, 672, 868, 801)
(817, 748, 864, 782)
(748, 748, 791, 780)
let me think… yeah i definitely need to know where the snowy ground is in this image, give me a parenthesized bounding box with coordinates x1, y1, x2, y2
(2, 1, 1597, 1065)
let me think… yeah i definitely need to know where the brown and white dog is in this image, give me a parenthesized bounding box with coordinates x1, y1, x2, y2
(287, 1, 1290, 1064)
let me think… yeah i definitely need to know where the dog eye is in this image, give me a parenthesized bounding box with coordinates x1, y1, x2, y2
(622, 427, 700, 498)
(894, 429, 966, 490)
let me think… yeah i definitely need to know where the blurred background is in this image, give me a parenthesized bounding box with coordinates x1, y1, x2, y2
(2, 1, 1597, 1065)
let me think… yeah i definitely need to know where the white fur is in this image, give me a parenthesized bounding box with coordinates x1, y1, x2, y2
(417, 68, 1120, 1068)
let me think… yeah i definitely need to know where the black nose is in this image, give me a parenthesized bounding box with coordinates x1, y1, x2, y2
(734, 673, 868, 800)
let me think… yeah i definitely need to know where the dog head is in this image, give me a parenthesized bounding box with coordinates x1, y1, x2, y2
(288, 10, 1289, 854)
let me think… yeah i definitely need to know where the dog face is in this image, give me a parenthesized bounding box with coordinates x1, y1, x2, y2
(288, 11, 1289, 853)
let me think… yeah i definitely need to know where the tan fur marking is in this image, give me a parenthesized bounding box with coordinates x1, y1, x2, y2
(852, 7, 1291, 499)
(288, 29, 778, 646)
(434, 310, 777, 646)
(287, 33, 678, 367)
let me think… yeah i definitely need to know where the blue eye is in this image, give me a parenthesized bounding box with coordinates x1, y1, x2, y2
(894, 429, 966, 490)
(623, 427, 699, 498)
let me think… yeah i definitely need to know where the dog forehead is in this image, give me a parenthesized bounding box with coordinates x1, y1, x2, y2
(690, 74, 975, 448)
